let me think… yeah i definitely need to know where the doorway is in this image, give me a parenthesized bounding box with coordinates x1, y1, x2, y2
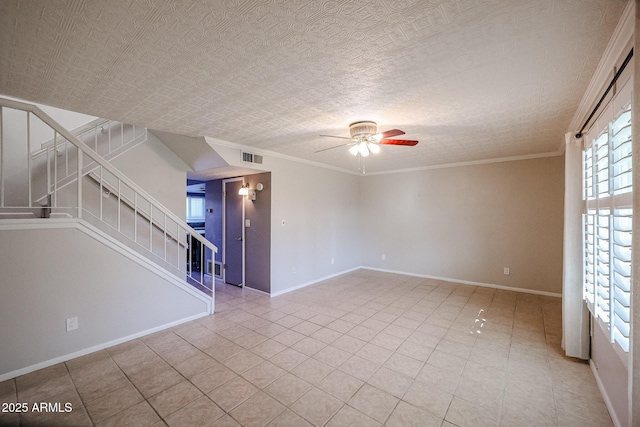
(223, 178, 244, 286)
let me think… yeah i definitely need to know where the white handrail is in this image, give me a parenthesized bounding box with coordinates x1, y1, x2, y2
(38, 117, 109, 151)
(34, 117, 146, 159)
(1, 98, 217, 306)
(0, 97, 217, 256)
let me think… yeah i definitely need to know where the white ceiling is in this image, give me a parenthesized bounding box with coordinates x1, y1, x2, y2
(0, 0, 628, 173)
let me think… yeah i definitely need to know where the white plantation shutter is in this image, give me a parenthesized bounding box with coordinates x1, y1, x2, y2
(611, 106, 632, 195)
(595, 130, 609, 198)
(594, 209, 610, 324)
(611, 209, 631, 351)
(583, 146, 594, 200)
(582, 77, 632, 354)
(583, 210, 595, 309)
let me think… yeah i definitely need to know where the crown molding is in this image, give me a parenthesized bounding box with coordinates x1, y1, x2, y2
(205, 135, 564, 178)
(204, 136, 362, 176)
(363, 151, 564, 176)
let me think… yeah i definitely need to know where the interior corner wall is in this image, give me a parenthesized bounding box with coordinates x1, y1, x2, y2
(110, 132, 191, 221)
(267, 157, 362, 295)
(244, 172, 271, 293)
(360, 156, 565, 294)
(0, 226, 209, 378)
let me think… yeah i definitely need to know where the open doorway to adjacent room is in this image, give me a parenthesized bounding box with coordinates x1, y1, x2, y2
(186, 172, 271, 294)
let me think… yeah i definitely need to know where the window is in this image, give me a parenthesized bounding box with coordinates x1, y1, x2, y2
(186, 195, 205, 223)
(582, 77, 632, 353)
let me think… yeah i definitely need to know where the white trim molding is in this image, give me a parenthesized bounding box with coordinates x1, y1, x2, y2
(206, 136, 564, 178)
(361, 267, 563, 298)
(590, 360, 623, 427)
(269, 267, 362, 297)
(0, 312, 209, 383)
(270, 266, 562, 299)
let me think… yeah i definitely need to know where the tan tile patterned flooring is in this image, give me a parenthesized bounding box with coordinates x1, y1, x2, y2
(0, 269, 613, 426)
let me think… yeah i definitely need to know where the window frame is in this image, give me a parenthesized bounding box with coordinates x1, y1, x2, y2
(582, 76, 633, 364)
(186, 194, 206, 223)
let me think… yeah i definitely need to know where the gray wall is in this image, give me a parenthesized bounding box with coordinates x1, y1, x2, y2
(205, 179, 223, 268)
(267, 155, 362, 295)
(110, 132, 190, 221)
(360, 156, 565, 294)
(244, 172, 271, 293)
(0, 225, 209, 379)
(203, 173, 271, 293)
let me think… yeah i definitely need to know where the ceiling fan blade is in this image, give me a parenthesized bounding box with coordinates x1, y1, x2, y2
(319, 134, 352, 140)
(315, 142, 353, 153)
(379, 139, 419, 146)
(378, 129, 405, 139)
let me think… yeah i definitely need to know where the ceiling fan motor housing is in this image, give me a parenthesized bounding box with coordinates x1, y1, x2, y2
(349, 121, 377, 138)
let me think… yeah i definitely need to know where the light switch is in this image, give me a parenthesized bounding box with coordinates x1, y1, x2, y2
(245, 219, 251, 227)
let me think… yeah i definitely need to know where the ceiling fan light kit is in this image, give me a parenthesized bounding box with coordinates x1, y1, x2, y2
(349, 121, 378, 138)
(316, 120, 418, 173)
(316, 121, 419, 171)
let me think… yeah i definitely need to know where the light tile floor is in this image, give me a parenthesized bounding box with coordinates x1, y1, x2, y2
(0, 269, 613, 426)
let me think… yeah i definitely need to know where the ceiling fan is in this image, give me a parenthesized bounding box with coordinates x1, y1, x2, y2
(316, 121, 419, 157)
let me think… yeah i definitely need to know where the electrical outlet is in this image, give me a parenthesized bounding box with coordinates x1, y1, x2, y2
(381, 254, 386, 261)
(504, 267, 510, 276)
(331, 258, 335, 264)
(66, 317, 78, 332)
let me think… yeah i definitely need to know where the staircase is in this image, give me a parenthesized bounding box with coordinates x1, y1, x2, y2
(0, 97, 217, 309)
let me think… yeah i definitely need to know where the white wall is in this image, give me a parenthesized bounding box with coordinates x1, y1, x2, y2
(266, 157, 362, 295)
(0, 103, 87, 206)
(110, 132, 190, 221)
(32, 102, 97, 141)
(0, 224, 209, 379)
(360, 156, 565, 294)
(2, 95, 96, 151)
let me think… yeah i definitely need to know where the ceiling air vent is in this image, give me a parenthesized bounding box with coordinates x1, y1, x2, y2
(242, 152, 263, 164)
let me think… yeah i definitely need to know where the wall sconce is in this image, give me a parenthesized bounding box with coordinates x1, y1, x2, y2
(238, 182, 264, 200)
(250, 182, 264, 201)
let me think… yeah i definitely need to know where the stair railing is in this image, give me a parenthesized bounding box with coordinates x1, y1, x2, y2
(35, 117, 147, 156)
(31, 118, 147, 204)
(0, 97, 217, 304)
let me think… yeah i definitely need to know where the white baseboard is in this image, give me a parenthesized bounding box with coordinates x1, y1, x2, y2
(0, 311, 209, 382)
(270, 266, 361, 297)
(270, 266, 562, 298)
(361, 266, 562, 298)
(244, 285, 270, 297)
(590, 360, 622, 427)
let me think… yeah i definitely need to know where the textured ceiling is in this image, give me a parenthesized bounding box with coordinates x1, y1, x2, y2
(0, 0, 627, 173)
